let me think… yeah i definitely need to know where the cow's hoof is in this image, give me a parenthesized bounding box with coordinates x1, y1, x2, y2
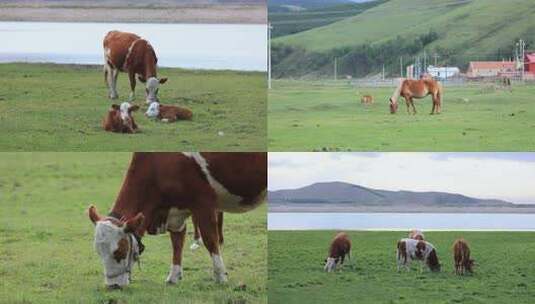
(190, 241, 202, 251)
(166, 265, 183, 284)
(106, 284, 122, 290)
(214, 272, 228, 283)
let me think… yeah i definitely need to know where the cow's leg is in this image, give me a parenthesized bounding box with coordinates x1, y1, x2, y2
(190, 214, 203, 250)
(196, 209, 228, 283)
(110, 68, 119, 99)
(217, 212, 224, 245)
(166, 228, 186, 284)
(128, 71, 136, 101)
(410, 98, 417, 115)
(404, 98, 411, 115)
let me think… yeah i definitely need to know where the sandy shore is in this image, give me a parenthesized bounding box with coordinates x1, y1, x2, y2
(0, 5, 266, 24)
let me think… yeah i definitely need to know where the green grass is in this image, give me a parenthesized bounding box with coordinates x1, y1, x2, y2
(268, 81, 535, 151)
(268, 230, 535, 304)
(275, 0, 535, 53)
(0, 63, 266, 151)
(0, 153, 267, 304)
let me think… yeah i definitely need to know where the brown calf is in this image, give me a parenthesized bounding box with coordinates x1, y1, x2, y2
(361, 95, 374, 104)
(324, 232, 351, 272)
(453, 238, 474, 275)
(102, 102, 140, 134)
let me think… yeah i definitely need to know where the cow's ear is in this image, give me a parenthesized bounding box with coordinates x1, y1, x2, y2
(129, 105, 140, 113)
(111, 104, 120, 110)
(159, 78, 168, 84)
(88, 205, 102, 225)
(138, 76, 146, 83)
(124, 213, 144, 233)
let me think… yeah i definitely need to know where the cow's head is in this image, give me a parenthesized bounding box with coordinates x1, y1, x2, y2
(145, 101, 160, 118)
(324, 257, 339, 272)
(389, 98, 398, 114)
(88, 205, 144, 288)
(118, 102, 139, 133)
(140, 77, 167, 104)
(465, 259, 475, 273)
(426, 248, 441, 272)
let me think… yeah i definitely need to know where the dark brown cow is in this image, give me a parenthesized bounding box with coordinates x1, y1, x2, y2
(453, 238, 474, 275)
(87, 152, 266, 288)
(103, 30, 167, 103)
(102, 102, 140, 134)
(324, 232, 351, 272)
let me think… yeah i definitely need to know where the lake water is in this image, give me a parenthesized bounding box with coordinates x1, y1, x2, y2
(0, 22, 266, 71)
(268, 213, 535, 231)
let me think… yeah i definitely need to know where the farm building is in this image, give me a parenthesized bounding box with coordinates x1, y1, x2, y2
(525, 53, 535, 75)
(466, 61, 515, 78)
(426, 65, 460, 79)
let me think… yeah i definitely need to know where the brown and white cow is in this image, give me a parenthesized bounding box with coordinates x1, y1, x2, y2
(397, 238, 440, 272)
(324, 232, 351, 272)
(103, 30, 167, 103)
(87, 152, 266, 288)
(145, 102, 193, 122)
(102, 102, 140, 134)
(453, 238, 474, 275)
(408, 229, 425, 241)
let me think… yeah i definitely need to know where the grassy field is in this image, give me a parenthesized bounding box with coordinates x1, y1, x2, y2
(0, 153, 267, 304)
(268, 81, 535, 151)
(268, 230, 535, 304)
(0, 63, 266, 151)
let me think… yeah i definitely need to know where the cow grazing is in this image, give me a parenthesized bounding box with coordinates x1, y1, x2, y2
(453, 239, 474, 275)
(145, 102, 193, 122)
(361, 95, 374, 105)
(87, 152, 266, 288)
(103, 31, 167, 103)
(324, 232, 351, 272)
(102, 102, 140, 134)
(408, 229, 425, 241)
(397, 238, 440, 272)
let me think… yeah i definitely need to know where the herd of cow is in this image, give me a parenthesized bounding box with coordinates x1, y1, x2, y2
(324, 229, 474, 275)
(101, 31, 192, 134)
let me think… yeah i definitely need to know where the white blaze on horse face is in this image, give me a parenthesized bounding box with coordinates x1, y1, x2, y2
(145, 101, 160, 118)
(94, 221, 132, 286)
(119, 102, 132, 124)
(145, 77, 160, 104)
(324, 257, 337, 272)
(211, 254, 228, 283)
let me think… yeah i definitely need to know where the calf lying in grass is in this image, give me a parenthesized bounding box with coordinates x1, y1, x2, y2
(324, 232, 351, 272)
(453, 238, 474, 275)
(146, 102, 192, 122)
(102, 102, 140, 134)
(397, 238, 440, 272)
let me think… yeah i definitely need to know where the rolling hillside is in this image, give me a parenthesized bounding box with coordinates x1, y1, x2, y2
(272, 0, 535, 78)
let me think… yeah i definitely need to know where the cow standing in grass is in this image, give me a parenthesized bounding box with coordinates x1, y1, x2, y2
(324, 232, 351, 272)
(453, 238, 474, 275)
(397, 238, 440, 272)
(103, 31, 167, 103)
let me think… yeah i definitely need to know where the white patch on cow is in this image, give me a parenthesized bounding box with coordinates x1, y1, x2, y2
(94, 221, 137, 287)
(146, 77, 160, 104)
(119, 102, 132, 122)
(190, 238, 203, 251)
(166, 208, 190, 233)
(211, 254, 228, 283)
(165, 264, 183, 284)
(123, 39, 141, 71)
(182, 153, 253, 213)
(324, 257, 337, 272)
(145, 101, 160, 118)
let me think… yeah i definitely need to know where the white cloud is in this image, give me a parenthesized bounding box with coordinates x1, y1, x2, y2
(268, 153, 535, 204)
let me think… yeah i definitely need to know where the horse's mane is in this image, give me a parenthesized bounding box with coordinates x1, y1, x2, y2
(390, 78, 405, 104)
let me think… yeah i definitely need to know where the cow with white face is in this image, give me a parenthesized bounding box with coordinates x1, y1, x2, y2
(89, 207, 144, 289)
(103, 30, 167, 104)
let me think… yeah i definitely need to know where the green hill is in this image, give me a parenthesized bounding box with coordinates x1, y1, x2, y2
(272, 0, 535, 78)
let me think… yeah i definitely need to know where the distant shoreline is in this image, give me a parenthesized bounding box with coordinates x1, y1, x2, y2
(269, 204, 535, 214)
(0, 5, 266, 24)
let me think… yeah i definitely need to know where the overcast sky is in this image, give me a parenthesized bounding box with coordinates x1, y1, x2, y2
(268, 153, 535, 204)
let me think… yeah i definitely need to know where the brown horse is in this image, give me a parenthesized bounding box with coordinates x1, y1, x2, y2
(389, 78, 443, 115)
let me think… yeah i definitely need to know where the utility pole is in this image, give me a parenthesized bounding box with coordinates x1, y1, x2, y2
(434, 53, 439, 66)
(382, 64, 385, 81)
(519, 39, 526, 82)
(400, 56, 403, 78)
(334, 57, 337, 81)
(268, 23, 272, 90)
